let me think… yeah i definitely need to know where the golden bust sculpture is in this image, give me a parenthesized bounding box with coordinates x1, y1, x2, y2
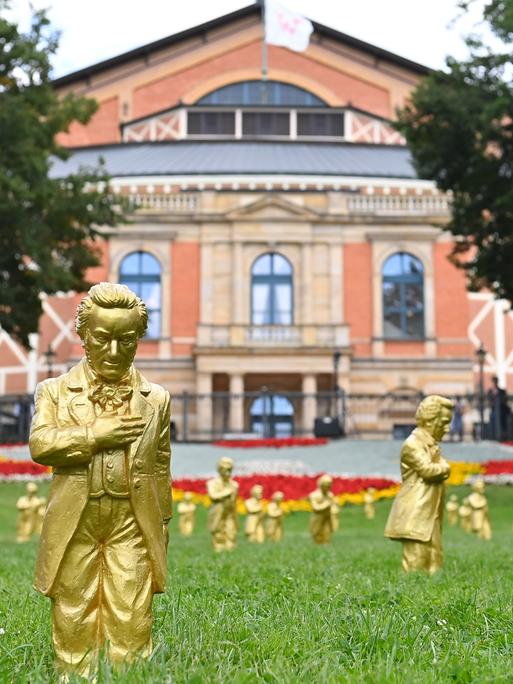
(244, 484, 265, 543)
(384, 395, 453, 574)
(29, 283, 172, 678)
(468, 479, 492, 540)
(177, 492, 196, 537)
(309, 474, 334, 544)
(16, 482, 40, 543)
(446, 494, 459, 527)
(266, 491, 284, 542)
(207, 457, 239, 551)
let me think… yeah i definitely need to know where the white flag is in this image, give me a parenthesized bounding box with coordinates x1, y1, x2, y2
(265, 0, 313, 53)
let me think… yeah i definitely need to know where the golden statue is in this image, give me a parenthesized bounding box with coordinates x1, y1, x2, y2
(446, 494, 459, 527)
(459, 497, 472, 532)
(207, 457, 238, 551)
(363, 488, 376, 520)
(468, 479, 492, 540)
(16, 482, 40, 542)
(309, 474, 334, 544)
(384, 395, 453, 574)
(34, 495, 47, 536)
(266, 491, 284, 542)
(29, 283, 172, 678)
(177, 492, 196, 537)
(244, 484, 265, 543)
(331, 499, 341, 532)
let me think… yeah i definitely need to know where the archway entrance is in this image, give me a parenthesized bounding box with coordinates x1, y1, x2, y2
(250, 394, 294, 437)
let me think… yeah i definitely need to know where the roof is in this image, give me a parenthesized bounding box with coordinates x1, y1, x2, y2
(49, 141, 416, 179)
(52, 3, 429, 88)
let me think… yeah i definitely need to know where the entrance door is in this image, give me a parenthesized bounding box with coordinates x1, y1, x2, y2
(250, 394, 294, 437)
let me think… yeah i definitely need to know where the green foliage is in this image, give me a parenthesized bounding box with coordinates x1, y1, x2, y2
(396, 1, 513, 303)
(0, 2, 123, 348)
(1, 483, 513, 682)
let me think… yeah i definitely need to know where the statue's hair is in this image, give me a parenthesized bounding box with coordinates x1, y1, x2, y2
(415, 395, 454, 426)
(317, 474, 333, 487)
(76, 282, 148, 339)
(218, 456, 234, 470)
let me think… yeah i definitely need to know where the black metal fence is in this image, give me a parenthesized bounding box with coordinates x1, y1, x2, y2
(1, 390, 511, 444)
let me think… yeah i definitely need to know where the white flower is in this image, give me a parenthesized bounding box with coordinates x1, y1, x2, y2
(0, 628, 5, 635)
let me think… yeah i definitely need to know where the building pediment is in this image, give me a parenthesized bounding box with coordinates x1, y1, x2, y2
(224, 195, 321, 221)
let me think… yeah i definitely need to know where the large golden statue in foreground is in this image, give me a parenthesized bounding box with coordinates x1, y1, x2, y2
(385, 395, 453, 574)
(309, 474, 335, 544)
(207, 457, 239, 551)
(29, 283, 172, 678)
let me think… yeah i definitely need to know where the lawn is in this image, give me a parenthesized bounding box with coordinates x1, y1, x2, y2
(1, 482, 513, 683)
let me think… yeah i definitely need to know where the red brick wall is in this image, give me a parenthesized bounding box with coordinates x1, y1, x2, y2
(171, 242, 200, 356)
(57, 97, 120, 147)
(344, 243, 372, 355)
(434, 243, 472, 357)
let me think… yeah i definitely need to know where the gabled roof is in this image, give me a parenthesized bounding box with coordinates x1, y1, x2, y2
(49, 140, 416, 179)
(52, 2, 429, 88)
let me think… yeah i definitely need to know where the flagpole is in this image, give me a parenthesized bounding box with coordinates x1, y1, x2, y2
(260, 0, 268, 104)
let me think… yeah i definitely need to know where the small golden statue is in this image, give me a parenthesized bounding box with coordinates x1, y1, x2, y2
(244, 484, 265, 543)
(331, 499, 341, 532)
(384, 395, 453, 574)
(16, 482, 40, 542)
(446, 494, 459, 527)
(468, 479, 492, 540)
(266, 491, 284, 542)
(363, 488, 376, 520)
(207, 457, 239, 552)
(309, 474, 335, 544)
(459, 497, 472, 532)
(177, 492, 196, 537)
(29, 283, 172, 678)
(34, 495, 47, 535)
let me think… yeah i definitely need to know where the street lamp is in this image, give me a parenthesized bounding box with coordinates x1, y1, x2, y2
(476, 343, 486, 440)
(44, 344, 56, 379)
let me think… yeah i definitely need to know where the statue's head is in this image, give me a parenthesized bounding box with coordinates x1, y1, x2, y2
(272, 491, 284, 503)
(217, 456, 234, 480)
(450, 494, 458, 502)
(415, 395, 454, 441)
(26, 482, 38, 495)
(184, 491, 193, 502)
(317, 474, 333, 493)
(472, 478, 485, 494)
(76, 283, 148, 383)
(250, 484, 263, 500)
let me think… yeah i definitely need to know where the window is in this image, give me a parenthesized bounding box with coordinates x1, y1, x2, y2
(297, 112, 344, 137)
(119, 251, 161, 338)
(382, 252, 424, 339)
(242, 111, 290, 136)
(251, 253, 293, 325)
(197, 80, 326, 106)
(187, 111, 235, 135)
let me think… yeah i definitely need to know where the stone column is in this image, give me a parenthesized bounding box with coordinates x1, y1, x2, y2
(196, 372, 213, 439)
(302, 374, 317, 435)
(229, 373, 245, 433)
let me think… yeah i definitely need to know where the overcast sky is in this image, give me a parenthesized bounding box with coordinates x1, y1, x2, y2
(7, 0, 495, 78)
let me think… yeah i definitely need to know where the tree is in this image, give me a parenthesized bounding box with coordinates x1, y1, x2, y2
(396, 0, 513, 303)
(0, 2, 123, 348)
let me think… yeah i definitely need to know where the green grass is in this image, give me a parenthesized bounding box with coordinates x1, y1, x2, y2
(1, 483, 513, 683)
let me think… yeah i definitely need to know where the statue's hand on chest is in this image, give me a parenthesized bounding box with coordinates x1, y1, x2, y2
(90, 414, 146, 451)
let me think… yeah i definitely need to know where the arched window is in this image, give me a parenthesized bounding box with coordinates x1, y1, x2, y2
(196, 80, 326, 106)
(251, 253, 293, 325)
(382, 252, 424, 339)
(119, 251, 161, 338)
(250, 394, 294, 437)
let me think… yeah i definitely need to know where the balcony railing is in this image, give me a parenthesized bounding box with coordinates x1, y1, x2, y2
(347, 194, 449, 216)
(197, 324, 349, 348)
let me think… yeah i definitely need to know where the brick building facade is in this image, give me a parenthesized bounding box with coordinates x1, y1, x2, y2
(2, 4, 510, 437)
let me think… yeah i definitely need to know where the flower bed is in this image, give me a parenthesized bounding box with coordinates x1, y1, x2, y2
(0, 459, 50, 481)
(213, 437, 328, 448)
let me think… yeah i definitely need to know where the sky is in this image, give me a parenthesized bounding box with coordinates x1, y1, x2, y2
(6, 0, 496, 78)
